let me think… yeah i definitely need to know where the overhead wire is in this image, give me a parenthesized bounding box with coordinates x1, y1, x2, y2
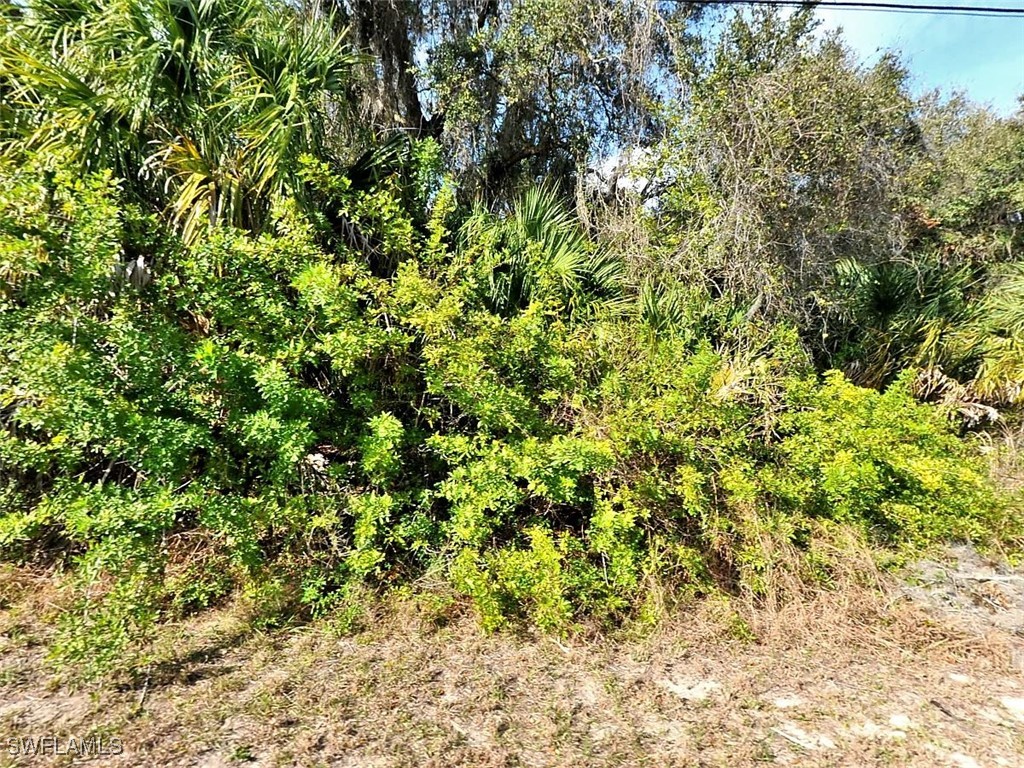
(676, 0, 1024, 18)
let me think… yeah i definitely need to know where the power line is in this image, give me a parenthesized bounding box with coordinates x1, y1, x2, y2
(681, 1, 1024, 17)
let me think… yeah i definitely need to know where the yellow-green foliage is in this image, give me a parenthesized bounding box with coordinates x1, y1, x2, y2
(0, 150, 1017, 674)
(0, 0, 1021, 685)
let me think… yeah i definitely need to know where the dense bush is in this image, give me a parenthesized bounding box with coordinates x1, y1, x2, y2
(0, 0, 1020, 678)
(0, 151, 1016, 673)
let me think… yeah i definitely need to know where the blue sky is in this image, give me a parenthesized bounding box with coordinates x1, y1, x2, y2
(814, 1, 1024, 114)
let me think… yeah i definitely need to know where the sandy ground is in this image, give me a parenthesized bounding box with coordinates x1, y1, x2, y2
(1, 547, 1023, 768)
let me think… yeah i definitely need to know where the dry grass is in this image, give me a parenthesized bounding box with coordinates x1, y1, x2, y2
(2, 555, 1023, 768)
(979, 421, 1024, 496)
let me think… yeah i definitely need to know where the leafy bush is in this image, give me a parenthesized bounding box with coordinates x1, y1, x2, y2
(0, 1, 1019, 678)
(0, 151, 1017, 673)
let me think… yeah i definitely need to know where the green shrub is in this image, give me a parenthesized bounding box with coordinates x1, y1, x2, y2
(0, 153, 1018, 678)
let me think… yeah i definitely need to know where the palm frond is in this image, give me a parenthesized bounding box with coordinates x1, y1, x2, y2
(463, 186, 626, 319)
(0, 0, 360, 237)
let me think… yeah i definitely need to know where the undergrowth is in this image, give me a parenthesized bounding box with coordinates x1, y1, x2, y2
(0, 154, 1019, 679)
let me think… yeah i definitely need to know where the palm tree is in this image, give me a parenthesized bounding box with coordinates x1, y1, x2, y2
(1, 0, 361, 240)
(835, 257, 1024, 408)
(948, 264, 1024, 406)
(461, 186, 626, 319)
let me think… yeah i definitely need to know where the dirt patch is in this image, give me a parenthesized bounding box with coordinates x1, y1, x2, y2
(905, 544, 1024, 638)
(1, 555, 1023, 767)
